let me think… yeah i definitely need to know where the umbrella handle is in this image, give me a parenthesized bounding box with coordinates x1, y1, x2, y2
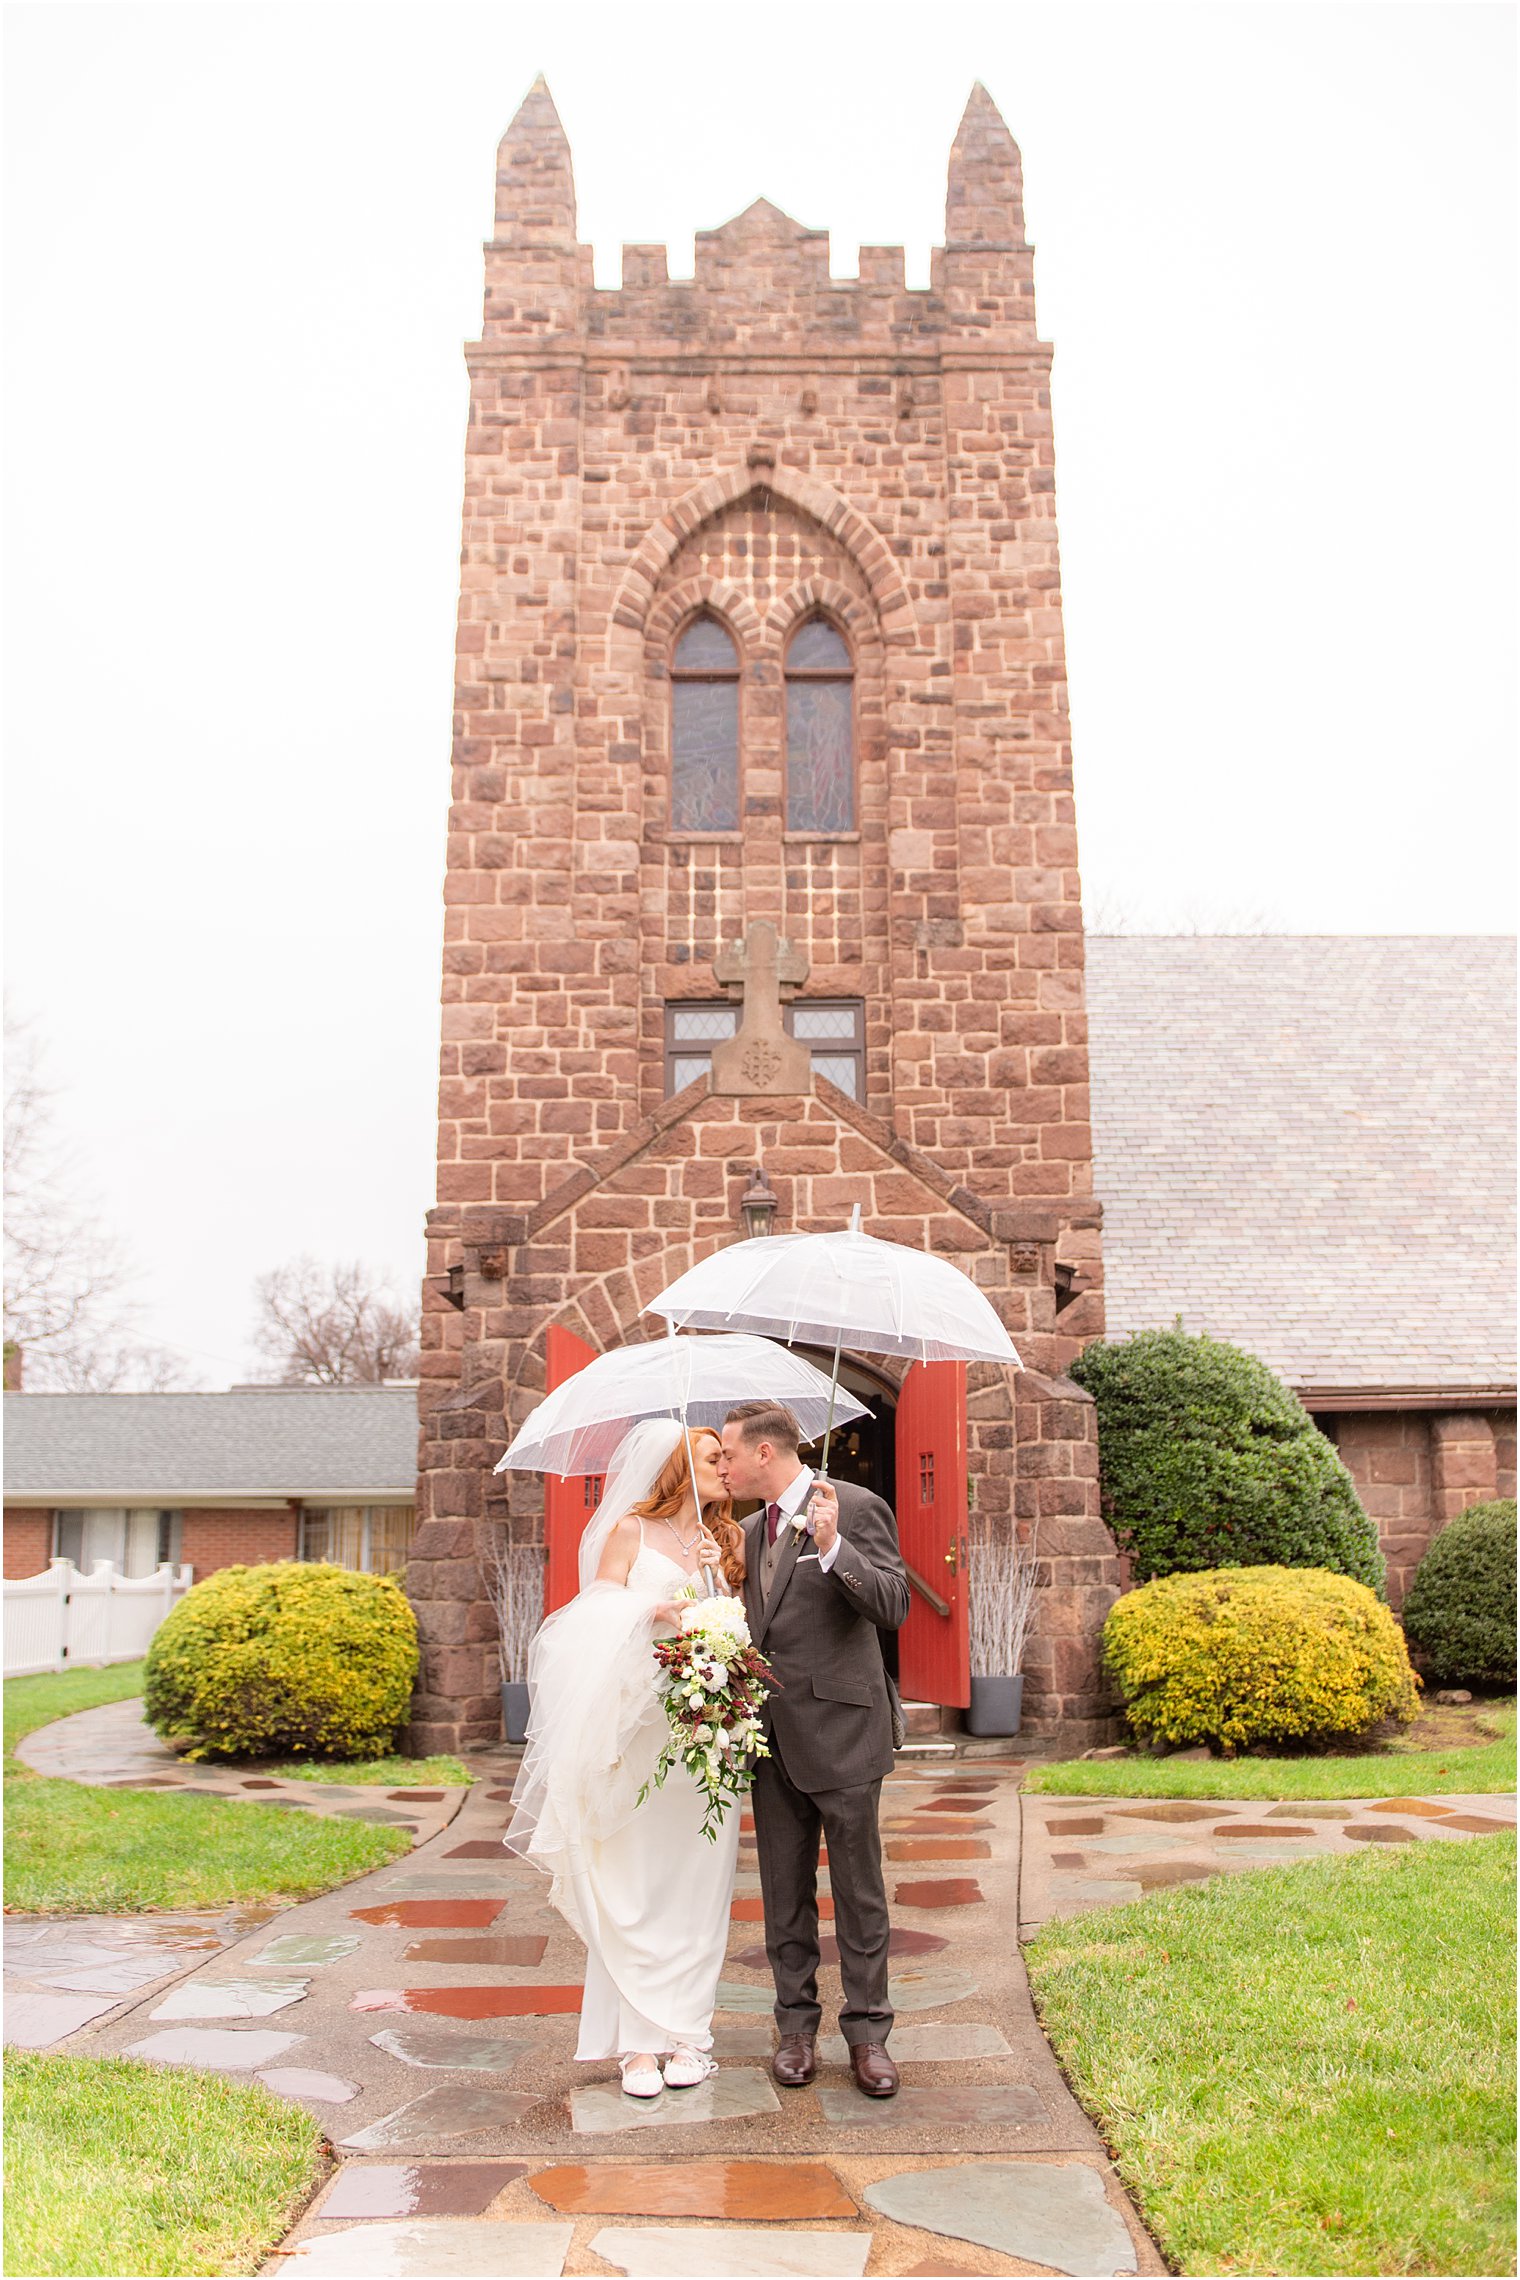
(679, 1411, 720, 1598)
(818, 1333, 844, 1480)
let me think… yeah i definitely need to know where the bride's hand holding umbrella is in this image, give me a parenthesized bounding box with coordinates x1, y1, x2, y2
(653, 1526, 725, 1627)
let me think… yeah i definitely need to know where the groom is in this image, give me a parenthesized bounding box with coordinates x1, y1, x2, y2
(719, 1400, 910, 2098)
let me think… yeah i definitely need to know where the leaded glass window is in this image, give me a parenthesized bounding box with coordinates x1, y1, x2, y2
(785, 617, 854, 833)
(665, 1002, 737, 1092)
(663, 999, 863, 1099)
(671, 615, 740, 832)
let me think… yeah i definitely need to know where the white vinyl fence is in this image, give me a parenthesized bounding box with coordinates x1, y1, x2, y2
(3, 1559, 193, 1678)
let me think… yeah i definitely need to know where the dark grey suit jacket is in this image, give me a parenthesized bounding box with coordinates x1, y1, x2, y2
(742, 1478, 910, 1795)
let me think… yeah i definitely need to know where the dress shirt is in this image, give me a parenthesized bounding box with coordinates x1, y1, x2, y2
(771, 1464, 841, 1573)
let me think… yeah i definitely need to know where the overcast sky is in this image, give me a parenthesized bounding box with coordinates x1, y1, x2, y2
(3, 0, 1515, 1389)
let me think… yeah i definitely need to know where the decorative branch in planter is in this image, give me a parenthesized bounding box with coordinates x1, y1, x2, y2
(483, 1536, 544, 1743)
(966, 1525, 1040, 1736)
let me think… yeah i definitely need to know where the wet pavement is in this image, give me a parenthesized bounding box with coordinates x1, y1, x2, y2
(4, 1696, 468, 2055)
(43, 1761, 1163, 2276)
(16, 1692, 1514, 2277)
(15, 1697, 468, 1848)
(1018, 1787, 1518, 1935)
(2, 1906, 278, 2049)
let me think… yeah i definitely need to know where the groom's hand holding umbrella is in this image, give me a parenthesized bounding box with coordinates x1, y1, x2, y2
(804, 1481, 839, 1558)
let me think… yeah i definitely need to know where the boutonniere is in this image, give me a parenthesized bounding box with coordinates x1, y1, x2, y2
(787, 1509, 812, 1544)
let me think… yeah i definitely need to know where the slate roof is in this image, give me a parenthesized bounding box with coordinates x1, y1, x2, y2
(1085, 936, 1517, 1397)
(3, 1387, 419, 1502)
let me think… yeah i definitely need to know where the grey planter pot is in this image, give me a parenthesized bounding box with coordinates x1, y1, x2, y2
(966, 1673, 1023, 1737)
(500, 1681, 531, 1745)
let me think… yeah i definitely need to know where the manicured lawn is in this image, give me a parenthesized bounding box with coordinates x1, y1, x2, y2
(1028, 1699, 1516, 1799)
(4, 2051, 323, 2278)
(1025, 1832, 1516, 2278)
(272, 1751, 473, 1786)
(3, 1658, 151, 1757)
(4, 1665, 410, 1914)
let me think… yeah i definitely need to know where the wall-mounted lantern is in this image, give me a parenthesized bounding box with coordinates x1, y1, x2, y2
(738, 1164, 779, 1243)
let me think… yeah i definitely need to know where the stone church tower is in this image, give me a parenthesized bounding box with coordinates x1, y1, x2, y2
(409, 79, 1118, 1755)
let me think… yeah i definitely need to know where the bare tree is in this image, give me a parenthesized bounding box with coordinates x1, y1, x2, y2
(1084, 889, 1279, 936)
(4, 1003, 199, 1390)
(252, 1256, 421, 1385)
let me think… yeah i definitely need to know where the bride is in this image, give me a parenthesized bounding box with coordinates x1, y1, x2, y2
(506, 1417, 745, 2098)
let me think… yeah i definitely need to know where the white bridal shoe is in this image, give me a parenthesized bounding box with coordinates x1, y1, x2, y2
(663, 2046, 718, 2088)
(618, 2055, 664, 2099)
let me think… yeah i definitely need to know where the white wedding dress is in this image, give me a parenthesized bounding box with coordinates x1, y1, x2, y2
(505, 1422, 740, 2062)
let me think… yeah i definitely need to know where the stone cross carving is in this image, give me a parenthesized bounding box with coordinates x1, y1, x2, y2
(710, 921, 812, 1096)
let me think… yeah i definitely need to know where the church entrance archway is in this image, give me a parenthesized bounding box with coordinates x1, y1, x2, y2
(536, 1329, 971, 1711)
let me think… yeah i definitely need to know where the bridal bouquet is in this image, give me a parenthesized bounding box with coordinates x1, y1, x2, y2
(640, 1594, 777, 1842)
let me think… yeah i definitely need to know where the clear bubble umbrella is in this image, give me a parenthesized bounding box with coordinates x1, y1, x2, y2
(647, 1211, 1022, 1473)
(494, 1328, 870, 1480)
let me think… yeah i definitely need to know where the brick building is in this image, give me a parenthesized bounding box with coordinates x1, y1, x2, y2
(1087, 935, 1516, 1607)
(3, 1388, 418, 1581)
(410, 82, 1115, 1754)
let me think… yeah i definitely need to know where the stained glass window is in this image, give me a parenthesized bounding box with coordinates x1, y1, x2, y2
(671, 614, 740, 831)
(785, 618, 854, 833)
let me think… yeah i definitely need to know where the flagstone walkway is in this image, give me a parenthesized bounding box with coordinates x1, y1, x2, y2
(20, 1702, 1514, 2276)
(1018, 1785, 1518, 1937)
(30, 1730, 1163, 2278)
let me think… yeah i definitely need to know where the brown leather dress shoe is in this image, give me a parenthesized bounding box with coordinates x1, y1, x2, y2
(849, 2041, 900, 2097)
(772, 2033, 817, 2087)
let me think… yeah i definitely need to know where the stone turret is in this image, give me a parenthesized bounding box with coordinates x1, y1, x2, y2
(493, 74, 576, 244)
(485, 75, 591, 338)
(945, 80, 1028, 247)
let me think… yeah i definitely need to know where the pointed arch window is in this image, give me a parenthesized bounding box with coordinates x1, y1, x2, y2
(785, 617, 854, 834)
(670, 614, 740, 832)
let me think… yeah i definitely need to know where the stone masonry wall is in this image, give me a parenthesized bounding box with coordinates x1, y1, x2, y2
(1329, 1408, 1516, 1608)
(414, 81, 1112, 1754)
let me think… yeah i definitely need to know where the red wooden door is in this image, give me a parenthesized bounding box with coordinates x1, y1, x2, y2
(543, 1324, 602, 1615)
(894, 1360, 970, 1708)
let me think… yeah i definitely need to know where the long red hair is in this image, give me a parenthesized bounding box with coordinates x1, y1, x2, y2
(631, 1426, 745, 1593)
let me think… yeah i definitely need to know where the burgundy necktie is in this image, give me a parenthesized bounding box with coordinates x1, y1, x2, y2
(765, 1501, 781, 1546)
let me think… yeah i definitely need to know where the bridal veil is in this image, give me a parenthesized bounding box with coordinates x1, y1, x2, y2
(504, 1418, 685, 1917)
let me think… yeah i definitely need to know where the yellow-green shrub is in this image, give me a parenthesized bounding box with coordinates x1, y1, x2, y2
(1103, 1565, 1419, 1754)
(144, 1562, 418, 1761)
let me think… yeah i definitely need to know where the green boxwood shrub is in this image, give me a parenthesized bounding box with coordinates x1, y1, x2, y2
(1071, 1328, 1385, 1593)
(1400, 1500, 1517, 1690)
(144, 1562, 418, 1761)
(1103, 1565, 1419, 1753)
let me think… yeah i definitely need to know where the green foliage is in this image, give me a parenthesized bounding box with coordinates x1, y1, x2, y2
(271, 1752, 472, 1786)
(4, 2053, 320, 2279)
(1103, 1564, 1419, 1753)
(144, 1561, 418, 1761)
(1025, 1834, 1517, 2280)
(6, 1658, 407, 1914)
(1027, 1700, 1516, 1799)
(3, 1660, 148, 1760)
(1072, 1328, 1385, 1591)
(1402, 1500, 1518, 1688)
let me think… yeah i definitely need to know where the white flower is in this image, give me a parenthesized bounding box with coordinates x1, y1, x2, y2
(681, 1596, 751, 1653)
(788, 1510, 811, 1541)
(693, 1725, 713, 1746)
